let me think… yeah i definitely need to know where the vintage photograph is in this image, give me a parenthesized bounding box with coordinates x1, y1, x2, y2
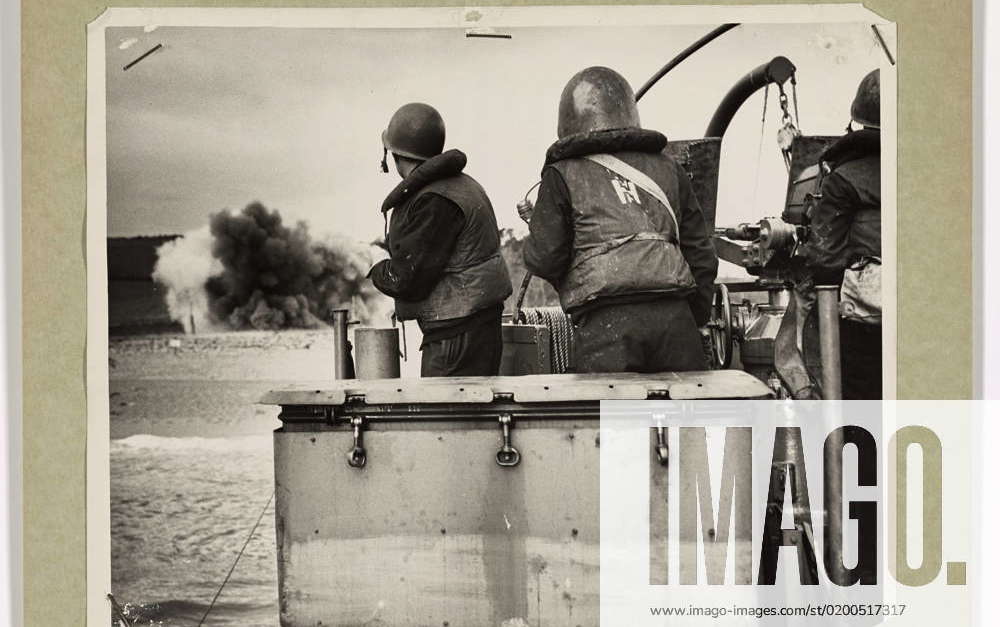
(92, 7, 894, 625)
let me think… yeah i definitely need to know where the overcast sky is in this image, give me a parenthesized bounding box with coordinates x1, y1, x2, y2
(106, 21, 890, 250)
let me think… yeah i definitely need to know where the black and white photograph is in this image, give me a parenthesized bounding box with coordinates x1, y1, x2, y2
(88, 6, 895, 625)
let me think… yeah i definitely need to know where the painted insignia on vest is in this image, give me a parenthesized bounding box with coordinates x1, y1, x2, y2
(610, 173, 641, 205)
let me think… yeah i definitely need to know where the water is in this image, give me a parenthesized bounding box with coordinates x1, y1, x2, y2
(111, 434, 277, 626)
(109, 331, 355, 626)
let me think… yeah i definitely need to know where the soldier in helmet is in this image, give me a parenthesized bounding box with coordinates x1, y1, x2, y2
(522, 67, 718, 373)
(369, 103, 512, 377)
(798, 69, 882, 399)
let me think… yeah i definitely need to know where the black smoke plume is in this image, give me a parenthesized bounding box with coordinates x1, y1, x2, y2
(155, 201, 388, 332)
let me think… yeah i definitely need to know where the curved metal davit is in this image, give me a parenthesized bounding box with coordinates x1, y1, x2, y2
(704, 55, 797, 139)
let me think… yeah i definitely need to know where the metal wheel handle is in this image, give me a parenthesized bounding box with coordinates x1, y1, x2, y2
(708, 283, 734, 369)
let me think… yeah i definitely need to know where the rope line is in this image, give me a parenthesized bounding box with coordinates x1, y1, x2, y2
(107, 593, 132, 627)
(198, 489, 275, 626)
(519, 306, 574, 373)
(791, 76, 801, 128)
(750, 84, 769, 215)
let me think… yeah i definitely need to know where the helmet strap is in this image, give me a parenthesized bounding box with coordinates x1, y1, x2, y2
(380, 147, 389, 173)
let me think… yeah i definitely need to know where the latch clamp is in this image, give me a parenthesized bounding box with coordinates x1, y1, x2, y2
(495, 414, 521, 467)
(346, 416, 367, 468)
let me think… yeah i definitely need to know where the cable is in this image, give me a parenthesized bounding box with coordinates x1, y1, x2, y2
(750, 84, 769, 215)
(522, 180, 541, 202)
(634, 24, 740, 102)
(198, 490, 275, 626)
(107, 594, 132, 627)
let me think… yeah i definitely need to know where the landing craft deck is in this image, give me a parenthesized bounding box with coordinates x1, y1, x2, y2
(266, 371, 770, 627)
(261, 370, 771, 406)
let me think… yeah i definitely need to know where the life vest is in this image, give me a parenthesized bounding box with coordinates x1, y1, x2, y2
(832, 154, 881, 261)
(549, 151, 696, 312)
(391, 173, 512, 322)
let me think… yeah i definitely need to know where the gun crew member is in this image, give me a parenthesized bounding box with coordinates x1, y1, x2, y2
(522, 66, 719, 373)
(799, 69, 882, 399)
(369, 103, 512, 377)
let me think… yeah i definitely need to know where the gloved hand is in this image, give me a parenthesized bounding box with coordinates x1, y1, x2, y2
(365, 244, 390, 278)
(517, 199, 534, 224)
(368, 243, 391, 266)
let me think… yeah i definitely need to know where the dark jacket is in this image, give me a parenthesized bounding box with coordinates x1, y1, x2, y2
(523, 128, 718, 325)
(800, 129, 881, 284)
(371, 149, 512, 323)
(368, 193, 464, 302)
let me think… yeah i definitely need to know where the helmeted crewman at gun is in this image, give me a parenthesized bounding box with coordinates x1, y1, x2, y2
(521, 67, 718, 373)
(369, 103, 512, 377)
(798, 69, 882, 399)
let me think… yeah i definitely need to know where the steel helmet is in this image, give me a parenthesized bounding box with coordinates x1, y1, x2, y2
(382, 103, 446, 161)
(850, 69, 880, 129)
(557, 66, 640, 139)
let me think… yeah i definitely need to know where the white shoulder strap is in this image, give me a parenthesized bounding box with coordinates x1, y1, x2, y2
(584, 153, 680, 238)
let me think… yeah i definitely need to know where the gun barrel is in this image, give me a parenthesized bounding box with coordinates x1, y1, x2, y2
(714, 223, 762, 240)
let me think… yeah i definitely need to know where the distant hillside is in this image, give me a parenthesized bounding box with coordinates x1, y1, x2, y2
(108, 235, 182, 335)
(108, 235, 180, 280)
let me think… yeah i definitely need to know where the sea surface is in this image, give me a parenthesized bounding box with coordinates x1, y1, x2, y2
(111, 430, 278, 626)
(109, 330, 422, 626)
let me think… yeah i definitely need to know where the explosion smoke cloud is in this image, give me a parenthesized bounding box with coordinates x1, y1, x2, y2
(154, 202, 390, 332)
(152, 227, 223, 334)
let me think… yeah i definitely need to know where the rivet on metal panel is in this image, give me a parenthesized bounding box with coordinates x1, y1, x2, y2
(346, 416, 367, 468)
(495, 414, 521, 467)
